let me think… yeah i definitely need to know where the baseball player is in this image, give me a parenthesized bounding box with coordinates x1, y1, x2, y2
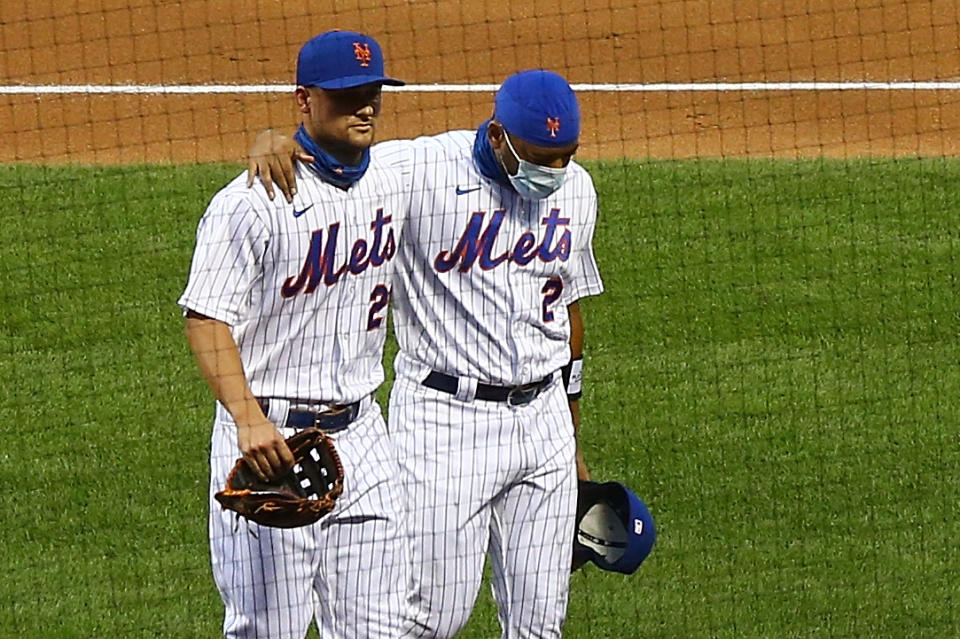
(248, 70, 602, 639)
(179, 31, 413, 639)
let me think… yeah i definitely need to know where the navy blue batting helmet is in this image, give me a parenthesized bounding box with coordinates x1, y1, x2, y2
(574, 480, 656, 574)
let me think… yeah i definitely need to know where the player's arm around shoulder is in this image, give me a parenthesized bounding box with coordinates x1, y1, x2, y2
(246, 129, 315, 203)
(372, 135, 450, 195)
(369, 141, 416, 210)
(385, 163, 413, 234)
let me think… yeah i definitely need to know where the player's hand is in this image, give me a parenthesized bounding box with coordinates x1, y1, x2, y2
(236, 417, 296, 481)
(246, 129, 313, 204)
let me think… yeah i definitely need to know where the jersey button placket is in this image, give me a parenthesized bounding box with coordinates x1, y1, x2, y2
(331, 283, 346, 367)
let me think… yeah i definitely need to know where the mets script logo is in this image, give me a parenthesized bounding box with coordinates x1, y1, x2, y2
(281, 208, 395, 296)
(353, 42, 372, 67)
(434, 208, 571, 273)
(546, 117, 561, 138)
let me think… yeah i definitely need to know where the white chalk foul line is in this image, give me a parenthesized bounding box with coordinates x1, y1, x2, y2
(2, 82, 960, 95)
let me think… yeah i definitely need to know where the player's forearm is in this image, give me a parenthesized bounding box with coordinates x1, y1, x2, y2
(184, 316, 264, 427)
(570, 399, 590, 479)
(566, 301, 590, 479)
(567, 301, 584, 359)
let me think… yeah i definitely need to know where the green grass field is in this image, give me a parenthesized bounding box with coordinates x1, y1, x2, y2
(1, 159, 958, 638)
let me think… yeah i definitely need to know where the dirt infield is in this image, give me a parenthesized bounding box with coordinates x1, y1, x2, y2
(2, 0, 960, 163)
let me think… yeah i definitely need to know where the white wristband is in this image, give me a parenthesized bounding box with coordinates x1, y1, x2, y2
(567, 358, 583, 396)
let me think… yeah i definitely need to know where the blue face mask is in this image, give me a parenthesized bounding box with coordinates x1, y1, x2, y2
(500, 132, 567, 200)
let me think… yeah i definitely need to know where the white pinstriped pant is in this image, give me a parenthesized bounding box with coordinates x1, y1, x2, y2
(208, 400, 413, 639)
(389, 363, 578, 639)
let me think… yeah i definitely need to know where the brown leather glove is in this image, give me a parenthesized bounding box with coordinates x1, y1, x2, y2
(215, 428, 343, 528)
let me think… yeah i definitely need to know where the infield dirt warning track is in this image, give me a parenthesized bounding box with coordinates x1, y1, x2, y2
(2, 0, 960, 163)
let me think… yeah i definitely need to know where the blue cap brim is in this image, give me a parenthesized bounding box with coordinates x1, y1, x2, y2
(310, 76, 405, 89)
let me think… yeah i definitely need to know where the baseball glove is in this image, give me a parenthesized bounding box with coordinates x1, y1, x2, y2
(215, 428, 344, 529)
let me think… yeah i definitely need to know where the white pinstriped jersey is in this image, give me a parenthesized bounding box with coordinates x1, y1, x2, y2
(373, 130, 604, 386)
(178, 162, 406, 403)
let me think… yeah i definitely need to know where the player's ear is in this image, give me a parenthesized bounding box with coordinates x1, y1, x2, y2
(295, 86, 312, 114)
(487, 120, 505, 150)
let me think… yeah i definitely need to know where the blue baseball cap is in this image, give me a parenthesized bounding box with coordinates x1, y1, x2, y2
(574, 481, 656, 575)
(494, 70, 580, 147)
(296, 31, 404, 89)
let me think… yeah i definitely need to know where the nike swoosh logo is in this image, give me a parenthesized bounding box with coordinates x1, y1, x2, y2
(292, 204, 314, 218)
(455, 185, 481, 195)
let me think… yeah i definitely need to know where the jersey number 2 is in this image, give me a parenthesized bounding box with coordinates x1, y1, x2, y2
(541, 278, 564, 322)
(367, 284, 390, 330)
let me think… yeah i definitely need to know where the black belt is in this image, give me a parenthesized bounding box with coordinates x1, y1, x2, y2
(257, 398, 361, 432)
(422, 371, 554, 406)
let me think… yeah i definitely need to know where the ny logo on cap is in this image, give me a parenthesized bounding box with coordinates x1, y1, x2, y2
(546, 117, 561, 138)
(353, 42, 372, 67)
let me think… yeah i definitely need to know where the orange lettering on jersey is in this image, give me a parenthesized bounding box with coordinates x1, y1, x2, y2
(353, 42, 372, 67)
(546, 117, 560, 138)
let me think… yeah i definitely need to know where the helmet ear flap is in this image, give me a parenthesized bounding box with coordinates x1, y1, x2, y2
(573, 481, 656, 575)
